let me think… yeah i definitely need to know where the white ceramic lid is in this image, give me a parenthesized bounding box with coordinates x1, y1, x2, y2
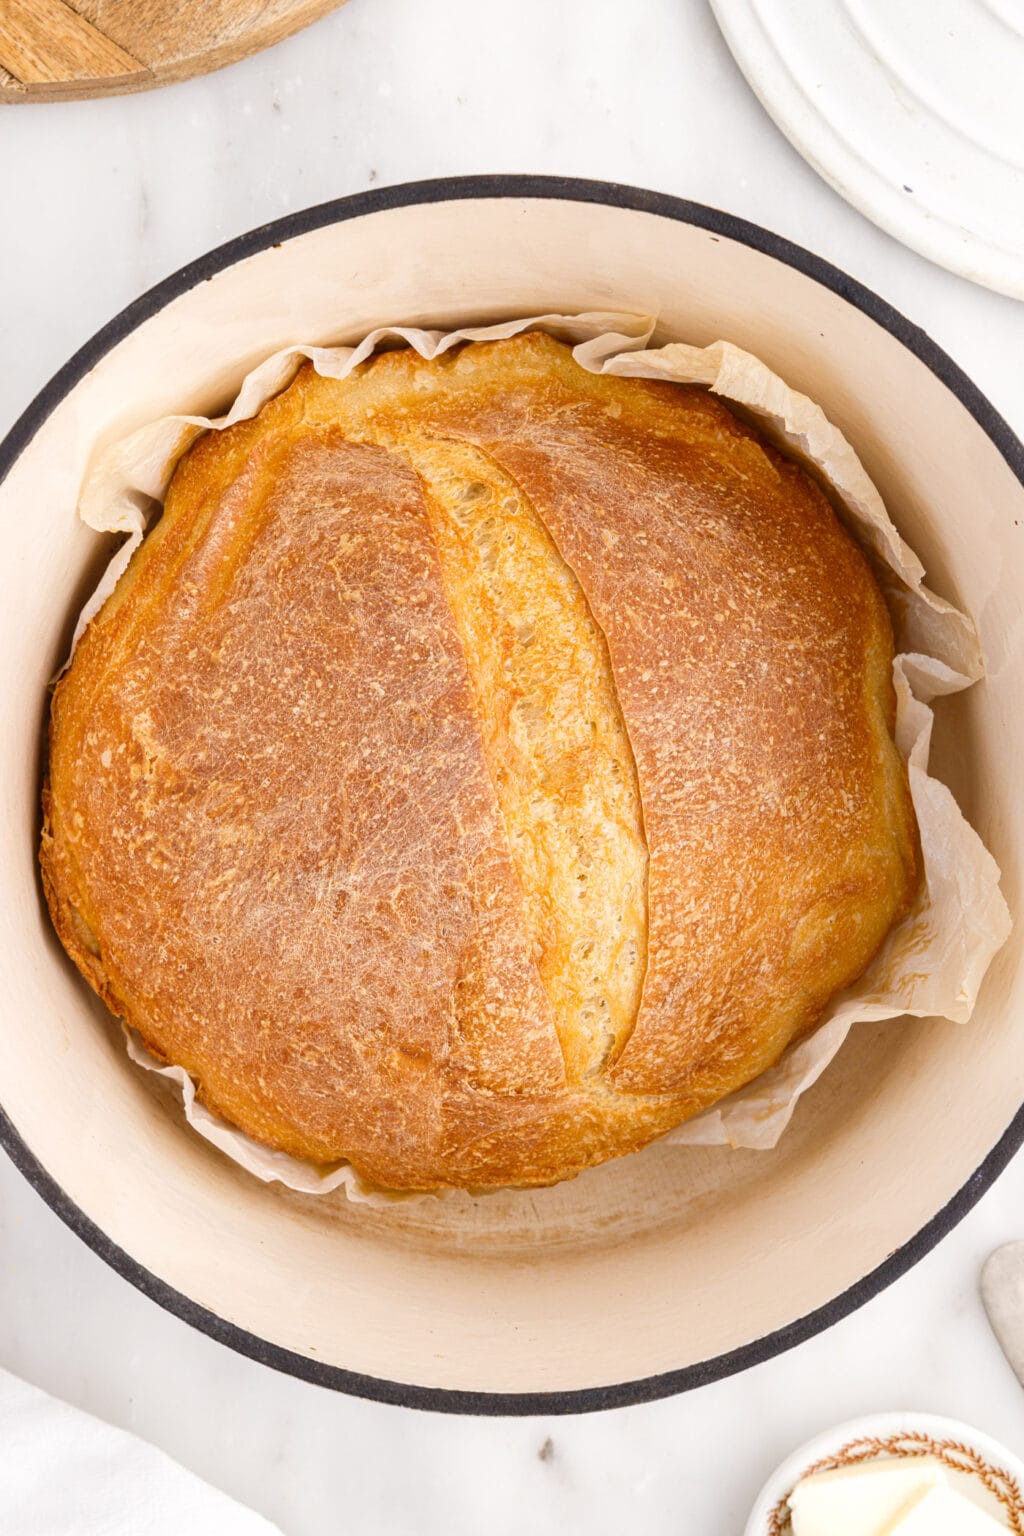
(710, 0, 1024, 299)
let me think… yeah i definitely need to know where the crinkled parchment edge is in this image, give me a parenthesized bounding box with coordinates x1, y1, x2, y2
(70, 312, 1010, 1206)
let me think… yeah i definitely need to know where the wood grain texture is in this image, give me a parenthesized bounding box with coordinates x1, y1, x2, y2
(0, 0, 349, 101)
(0, 0, 143, 87)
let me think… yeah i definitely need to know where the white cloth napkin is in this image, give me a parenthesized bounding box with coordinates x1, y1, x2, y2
(0, 1366, 282, 1535)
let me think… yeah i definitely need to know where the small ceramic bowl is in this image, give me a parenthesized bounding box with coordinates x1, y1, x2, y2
(745, 1414, 1024, 1535)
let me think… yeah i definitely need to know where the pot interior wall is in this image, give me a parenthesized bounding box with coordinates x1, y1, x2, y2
(0, 194, 1020, 1396)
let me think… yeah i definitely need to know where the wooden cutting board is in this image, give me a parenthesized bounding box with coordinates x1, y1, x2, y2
(0, 0, 350, 102)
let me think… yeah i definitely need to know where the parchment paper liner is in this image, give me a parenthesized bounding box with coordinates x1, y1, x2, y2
(72, 312, 1010, 1207)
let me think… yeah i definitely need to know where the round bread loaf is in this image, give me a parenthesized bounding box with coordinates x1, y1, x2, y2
(41, 333, 918, 1190)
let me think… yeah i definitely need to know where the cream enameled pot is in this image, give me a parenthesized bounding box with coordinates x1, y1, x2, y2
(0, 177, 1021, 1412)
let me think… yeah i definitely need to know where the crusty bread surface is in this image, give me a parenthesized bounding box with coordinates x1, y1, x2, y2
(41, 333, 918, 1190)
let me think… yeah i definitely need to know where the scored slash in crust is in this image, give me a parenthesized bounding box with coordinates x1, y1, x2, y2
(40, 333, 919, 1191)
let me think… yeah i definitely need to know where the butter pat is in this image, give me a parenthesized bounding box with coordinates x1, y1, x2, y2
(788, 1457, 946, 1535)
(892, 1484, 1007, 1533)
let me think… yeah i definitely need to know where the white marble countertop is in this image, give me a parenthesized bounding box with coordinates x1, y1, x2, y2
(2, 1, 1024, 1532)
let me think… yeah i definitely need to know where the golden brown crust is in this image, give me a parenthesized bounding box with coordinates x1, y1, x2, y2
(41, 333, 918, 1190)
